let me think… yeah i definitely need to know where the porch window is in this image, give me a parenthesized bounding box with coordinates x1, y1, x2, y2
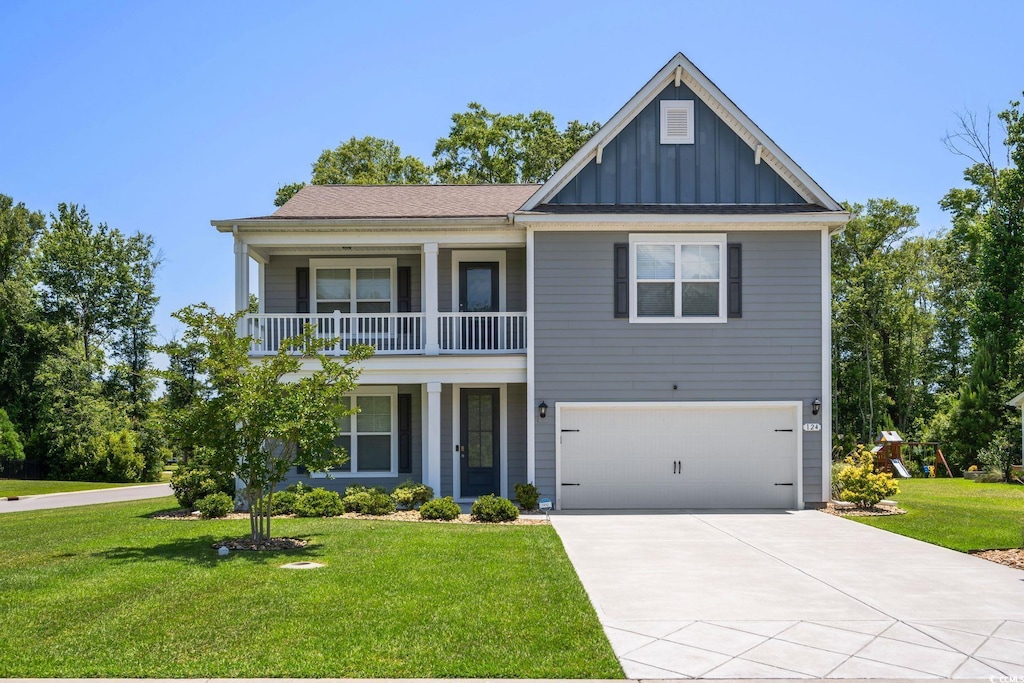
(630, 234, 727, 322)
(310, 259, 396, 314)
(313, 388, 398, 477)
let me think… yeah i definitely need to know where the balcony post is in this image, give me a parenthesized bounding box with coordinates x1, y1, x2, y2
(423, 243, 440, 355)
(425, 382, 442, 493)
(234, 236, 249, 338)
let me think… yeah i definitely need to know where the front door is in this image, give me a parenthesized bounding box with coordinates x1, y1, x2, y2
(458, 262, 499, 350)
(459, 388, 500, 497)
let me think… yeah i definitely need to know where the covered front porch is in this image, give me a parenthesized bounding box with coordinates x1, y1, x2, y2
(277, 380, 530, 503)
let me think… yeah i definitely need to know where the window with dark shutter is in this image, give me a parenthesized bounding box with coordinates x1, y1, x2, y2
(296, 267, 310, 314)
(727, 243, 742, 318)
(398, 393, 412, 474)
(614, 243, 629, 318)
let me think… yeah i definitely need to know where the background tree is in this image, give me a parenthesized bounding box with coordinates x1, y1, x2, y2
(171, 304, 372, 542)
(934, 98, 1024, 464)
(432, 103, 600, 184)
(831, 199, 936, 447)
(0, 195, 48, 432)
(274, 136, 431, 206)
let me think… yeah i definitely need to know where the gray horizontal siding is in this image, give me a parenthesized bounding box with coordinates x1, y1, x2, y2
(551, 81, 806, 205)
(533, 230, 824, 504)
(507, 383, 528, 492)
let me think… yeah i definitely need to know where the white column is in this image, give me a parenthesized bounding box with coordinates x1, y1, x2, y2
(257, 260, 266, 313)
(234, 238, 250, 312)
(526, 228, 536, 484)
(423, 243, 440, 355)
(425, 382, 442, 493)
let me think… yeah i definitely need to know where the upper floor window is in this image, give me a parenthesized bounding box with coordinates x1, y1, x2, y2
(629, 234, 727, 323)
(310, 258, 396, 314)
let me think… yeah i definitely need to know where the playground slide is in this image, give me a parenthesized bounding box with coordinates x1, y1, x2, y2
(891, 460, 911, 478)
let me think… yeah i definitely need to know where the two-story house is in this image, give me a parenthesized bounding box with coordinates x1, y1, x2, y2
(212, 53, 849, 510)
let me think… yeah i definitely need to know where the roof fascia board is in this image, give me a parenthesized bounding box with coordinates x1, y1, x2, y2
(212, 216, 513, 232)
(521, 52, 842, 212)
(516, 211, 849, 228)
(1008, 391, 1024, 408)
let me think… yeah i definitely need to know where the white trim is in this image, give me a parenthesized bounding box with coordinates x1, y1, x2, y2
(520, 52, 842, 212)
(525, 227, 536, 485)
(1007, 391, 1024, 408)
(553, 401, 804, 510)
(451, 383, 509, 503)
(660, 100, 694, 145)
(423, 244, 440, 355)
(451, 250, 507, 312)
(628, 233, 727, 323)
(234, 230, 526, 247)
(309, 386, 399, 479)
(294, 354, 526, 384)
(257, 260, 266, 314)
(213, 216, 516, 231)
(821, 228, 833, 503)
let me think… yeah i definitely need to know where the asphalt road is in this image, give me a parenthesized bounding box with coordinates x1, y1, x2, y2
(0, 483, 173, 514)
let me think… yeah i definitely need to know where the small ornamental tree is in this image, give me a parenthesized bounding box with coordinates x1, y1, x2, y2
(834, 445, 899, 508)
(170, 304, 371, 542)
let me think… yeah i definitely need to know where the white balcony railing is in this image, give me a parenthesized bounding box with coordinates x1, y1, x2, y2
(438, 313, 527, 353)
(245, 313, 426, 356)
(243, 312, 527, 355)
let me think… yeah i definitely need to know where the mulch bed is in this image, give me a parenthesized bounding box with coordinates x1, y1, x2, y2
(153, 508, 547, 525)
(970, 548, 1024, 570)
(213, 537, 308, 552)
(820, 501, 907, 517)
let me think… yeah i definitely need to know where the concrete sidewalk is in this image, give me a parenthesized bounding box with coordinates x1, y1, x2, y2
(0, 678, 999, 683)
(552, 510, 1024, 679)
(0, 482, 172, 513)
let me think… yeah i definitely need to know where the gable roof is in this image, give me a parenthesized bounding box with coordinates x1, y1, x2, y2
(266, 184, 539, 220)
(520, 52, 843, 212)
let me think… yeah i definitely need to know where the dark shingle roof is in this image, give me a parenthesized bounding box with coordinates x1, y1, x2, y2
(268, 184, 541, 219)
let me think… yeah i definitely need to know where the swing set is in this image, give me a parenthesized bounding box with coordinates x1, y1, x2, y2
(871, 430, 952, 478)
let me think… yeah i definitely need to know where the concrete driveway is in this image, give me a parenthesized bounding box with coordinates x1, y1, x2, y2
(552, 510, 1024, 679)
(0, 483, 172, 513)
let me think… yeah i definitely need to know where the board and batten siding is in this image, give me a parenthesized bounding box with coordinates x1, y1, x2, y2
(532, 230, 824, 505)
(263, 255, 422, 314)
(550, 82, 806, 206)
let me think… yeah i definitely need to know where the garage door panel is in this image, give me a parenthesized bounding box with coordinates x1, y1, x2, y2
(559, 403, 799, 509)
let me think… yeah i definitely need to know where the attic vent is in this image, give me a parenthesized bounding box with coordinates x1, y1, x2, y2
(660, 100, 694, 145)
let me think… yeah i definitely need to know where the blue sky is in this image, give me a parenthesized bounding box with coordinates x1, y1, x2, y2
(2, 0, 1022, 346)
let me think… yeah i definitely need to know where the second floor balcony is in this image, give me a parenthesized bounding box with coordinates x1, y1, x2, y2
(244, 311, 528, 356)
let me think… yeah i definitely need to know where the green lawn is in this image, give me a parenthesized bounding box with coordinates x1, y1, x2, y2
(0, 497, 621, 678)
(854, 478, 1024, 552)
(0, 479, 149, 498)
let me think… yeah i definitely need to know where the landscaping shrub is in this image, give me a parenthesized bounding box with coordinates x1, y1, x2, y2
(90, 429, 145, 482)
(196, 492, 234, 518)
(513, 482, 540, 510)
(293, 487, 344, 517)
(391, 480, 434, 509)
(977, 432, 1021, 482)
(834, 446, 899, 508)
(343, 490, 396, 515)
(471, 494, 519, 522)
(255, 490, 299, 515)
(905, 461, 923, 478)
(419, 496, 462, 521)
(170, 465, 222, 509)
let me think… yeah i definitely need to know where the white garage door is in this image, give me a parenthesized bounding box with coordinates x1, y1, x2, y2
(557, 402, 800, 509)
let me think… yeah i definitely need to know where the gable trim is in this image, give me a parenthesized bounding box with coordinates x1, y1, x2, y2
(520, 53, 842, 212)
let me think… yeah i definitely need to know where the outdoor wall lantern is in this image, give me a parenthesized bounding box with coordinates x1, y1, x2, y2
(538, 401, 548, 419)
(811, 398, 822, 416)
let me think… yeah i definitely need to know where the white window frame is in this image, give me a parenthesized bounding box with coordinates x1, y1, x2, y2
(660, 100, 695, 145)
(310, 386, 399, 478)
(308, 258, 397, 314)
(629, 233, 727, 323)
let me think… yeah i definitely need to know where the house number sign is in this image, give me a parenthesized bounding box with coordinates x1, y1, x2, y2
(802, 423, 822, 432)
